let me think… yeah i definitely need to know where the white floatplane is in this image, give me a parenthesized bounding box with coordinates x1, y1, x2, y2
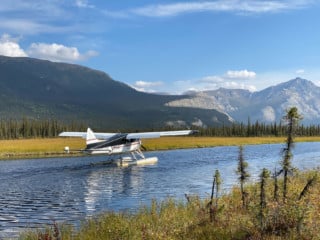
(59, 128, 196, 167)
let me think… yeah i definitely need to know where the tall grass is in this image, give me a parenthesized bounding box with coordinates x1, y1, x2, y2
(20, 169, 320, 240)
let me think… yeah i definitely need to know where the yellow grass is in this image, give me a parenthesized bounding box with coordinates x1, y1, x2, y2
(0, 138, 85, 158)
(0, 136, 320, 159)
(142, 136, 320, 151)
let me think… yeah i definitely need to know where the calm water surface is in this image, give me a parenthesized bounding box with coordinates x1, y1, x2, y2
(1, 142, 320, 238)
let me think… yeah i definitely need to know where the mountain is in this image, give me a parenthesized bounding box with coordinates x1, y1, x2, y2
(165, 78, 320, 124)
(0, 56, 231, 129)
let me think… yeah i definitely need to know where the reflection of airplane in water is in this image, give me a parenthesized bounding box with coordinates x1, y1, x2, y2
(59, 128, 196, 166)
(84, 164, 144, 214)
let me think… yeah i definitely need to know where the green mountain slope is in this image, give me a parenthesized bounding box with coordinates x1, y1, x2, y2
(0, 56, 232, 130)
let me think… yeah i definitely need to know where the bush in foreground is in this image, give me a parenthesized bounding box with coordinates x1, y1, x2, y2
(20, 169, 320, 240)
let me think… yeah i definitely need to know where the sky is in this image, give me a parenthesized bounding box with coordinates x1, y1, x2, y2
(1, 0, 320, 94)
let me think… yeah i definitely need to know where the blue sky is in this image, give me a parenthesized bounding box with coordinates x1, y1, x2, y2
(1, 0, 320, 94)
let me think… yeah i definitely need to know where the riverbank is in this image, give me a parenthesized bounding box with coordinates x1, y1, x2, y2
(21, 169, 320, 240)
(143, 136, 320, 150)
(0, 138, 84, 159)
(1, 136, 320, 159)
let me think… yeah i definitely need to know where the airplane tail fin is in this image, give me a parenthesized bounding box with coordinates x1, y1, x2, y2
(86, 128, 100, 145)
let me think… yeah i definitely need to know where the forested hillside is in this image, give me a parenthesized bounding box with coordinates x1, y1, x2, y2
(0, 56, 231, 129)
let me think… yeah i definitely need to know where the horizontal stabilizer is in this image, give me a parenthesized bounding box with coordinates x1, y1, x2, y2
(59, 132, 87, 138)
(59, 131, 116, 139)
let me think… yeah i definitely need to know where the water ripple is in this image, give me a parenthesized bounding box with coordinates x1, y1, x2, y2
(0, 142, 320, 238)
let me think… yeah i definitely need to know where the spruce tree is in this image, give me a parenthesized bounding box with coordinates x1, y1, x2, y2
(259, 168, 270, 233)
(237, 145, 250, 208)
(282, 107, 302, 201)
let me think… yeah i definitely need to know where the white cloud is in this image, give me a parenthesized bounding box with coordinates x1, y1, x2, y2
(167, 70, 258, 93)
(134, 80, 162, 88)
(223, 81, 257, 91)
(75, 0, 95, 9)
(196, 69, 257, 92)
(127, 0, 312, 18)
(200, 75, 224, 83)
(0, 33, 27, 57)
(0, 1, 63, 14)
(0, 1, 95, 35)
(133, 80, 163, 92)
(226, 69, 256, 79)
(200, 70, 257, 85)
(27, 43, 98, 62)
(0, 18, 77, 35)
(171, 68, 320, 94)
(0, 33, 98, 63)
(296, 69, 305, 74)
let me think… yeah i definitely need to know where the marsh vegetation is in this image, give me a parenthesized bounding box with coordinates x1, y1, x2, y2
(20, 108, 320, 239)
(20, 170, 320, 240)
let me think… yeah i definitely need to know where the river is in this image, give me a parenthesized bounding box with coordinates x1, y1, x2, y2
(0, 142, 320, 238)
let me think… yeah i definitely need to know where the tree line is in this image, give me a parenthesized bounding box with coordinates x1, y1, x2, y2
(0, 117, 319, 140)
(0, 118, 86, 139)
(196, 120, 320, 137)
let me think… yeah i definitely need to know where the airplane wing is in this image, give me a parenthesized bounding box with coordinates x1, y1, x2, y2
(59, 129, 196, 139)
(126, 130, 196, 139)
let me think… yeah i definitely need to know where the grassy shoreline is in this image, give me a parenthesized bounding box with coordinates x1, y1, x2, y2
(7, 136, 320, 239)
(22, 170, 320, 240)
(0, 136, 320, 159)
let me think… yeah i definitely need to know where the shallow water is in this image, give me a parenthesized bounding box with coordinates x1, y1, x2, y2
(0, 142, 320, 238)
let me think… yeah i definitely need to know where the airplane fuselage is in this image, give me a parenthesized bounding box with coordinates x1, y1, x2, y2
(85, 133, 141, 155)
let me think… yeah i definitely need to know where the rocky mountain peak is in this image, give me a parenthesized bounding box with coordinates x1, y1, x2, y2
(0, 55, 232, 129)
(165, 78, 320, 124)
(278, 77, 316, 91)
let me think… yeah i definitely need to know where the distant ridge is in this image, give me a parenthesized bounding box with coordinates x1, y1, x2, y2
(166, 78, 320, 124)
(0, 56, 232, 129)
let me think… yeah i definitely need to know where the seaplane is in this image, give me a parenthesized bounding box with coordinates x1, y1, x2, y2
(59, 128, 196, 167)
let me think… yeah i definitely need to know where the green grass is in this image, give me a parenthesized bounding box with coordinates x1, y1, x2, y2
(8, 136, 320, 239)
(20, 170, 320, 240)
